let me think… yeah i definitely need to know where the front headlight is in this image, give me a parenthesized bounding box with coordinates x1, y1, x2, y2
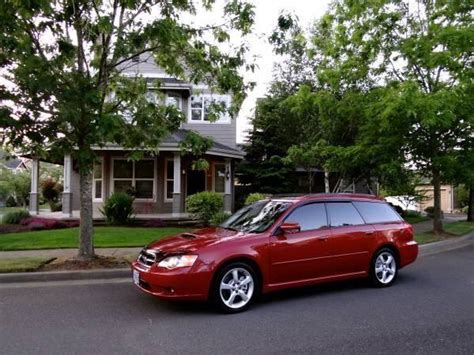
(157, 255, 198, 270)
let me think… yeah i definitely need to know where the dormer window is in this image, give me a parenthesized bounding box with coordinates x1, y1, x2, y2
(190, 94, 230, 124)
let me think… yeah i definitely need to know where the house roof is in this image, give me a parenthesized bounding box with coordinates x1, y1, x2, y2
(92, 129, 244, 159)
(0, 150, 27, 170)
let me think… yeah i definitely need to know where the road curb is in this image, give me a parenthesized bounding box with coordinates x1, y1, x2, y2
(418, 232, 474, 257)
(0, 232, 473, 284)
(0, 268, 130, 284)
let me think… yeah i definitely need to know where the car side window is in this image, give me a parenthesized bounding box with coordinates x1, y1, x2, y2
(284, 203, 328, 232)
(353, 201, 402, 224)
(326, 202, 365, 227)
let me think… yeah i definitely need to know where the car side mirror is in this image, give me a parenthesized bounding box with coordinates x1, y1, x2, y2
(279, 222, 301, 234)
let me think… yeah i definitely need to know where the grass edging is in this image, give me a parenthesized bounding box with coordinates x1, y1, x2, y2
(0, 257, 56, 273)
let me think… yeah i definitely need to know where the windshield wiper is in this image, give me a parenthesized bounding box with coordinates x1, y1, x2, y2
(220, 226, 239, 232)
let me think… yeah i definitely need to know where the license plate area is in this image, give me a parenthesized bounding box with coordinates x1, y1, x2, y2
(133, 270, 140, 285)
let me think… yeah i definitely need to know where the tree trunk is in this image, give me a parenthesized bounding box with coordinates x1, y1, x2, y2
(432, 169, 444, 234)
(308, 171, 313, 193)
(78, 168, 95, 260)
(467, 185, 474, 222)
(324, 170, 330, 193)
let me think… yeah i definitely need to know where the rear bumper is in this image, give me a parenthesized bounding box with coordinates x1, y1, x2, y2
(131, 261, 212, 301)
(399, 241, 418, 268)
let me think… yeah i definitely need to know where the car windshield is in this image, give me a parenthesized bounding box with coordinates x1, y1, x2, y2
(220, 200, 292, 233)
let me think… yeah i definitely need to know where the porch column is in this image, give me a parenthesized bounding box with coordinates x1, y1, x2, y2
(172, 152, 182, 214)
(224, 159, 232, 213)
(62, 154, 73, 217)
(29, 159, 39, 215)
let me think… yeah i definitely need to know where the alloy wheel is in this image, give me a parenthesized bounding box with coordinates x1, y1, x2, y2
(219, 267, 254, 310)
(375, 251, 397, 284)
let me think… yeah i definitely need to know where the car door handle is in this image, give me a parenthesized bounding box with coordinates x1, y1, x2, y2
(318, 237, 328, 241)
(366, 231, 375, 235)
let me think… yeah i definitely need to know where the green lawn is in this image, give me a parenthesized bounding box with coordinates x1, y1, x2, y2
(404, 213, 430, 224)
(444, 221, 474, 236)
(0, 227, 188, 251)
(0, 257, 55, 273)
(415, 221, 474, 245)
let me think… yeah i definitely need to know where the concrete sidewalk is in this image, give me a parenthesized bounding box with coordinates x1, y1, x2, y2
(0, 247, 141, 260)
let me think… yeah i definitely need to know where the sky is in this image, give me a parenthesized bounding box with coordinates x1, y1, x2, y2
(235, 0, 332, 143)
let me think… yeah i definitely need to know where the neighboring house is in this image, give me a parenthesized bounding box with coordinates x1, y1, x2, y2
(28, 55, 243, 218)
(0, 150, 29, 173)
(415, 183, 456, 214)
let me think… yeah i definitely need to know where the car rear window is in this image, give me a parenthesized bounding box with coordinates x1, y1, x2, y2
(326, 202, 365, 227)
(353, 201, 402, 224)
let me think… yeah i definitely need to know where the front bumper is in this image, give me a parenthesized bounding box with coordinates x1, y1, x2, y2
(131, 261, 212, 301)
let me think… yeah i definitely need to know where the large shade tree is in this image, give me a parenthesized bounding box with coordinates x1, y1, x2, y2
(0, 0, 255, 259)
(281, 0, 473, 234)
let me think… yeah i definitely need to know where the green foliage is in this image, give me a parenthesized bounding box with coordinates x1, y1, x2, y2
(5, 196, 16, 207)
(0, 168, 30, 207)
(101, 193, 135, 226)
(210, 211, 231, 226)
(180, 131, 214, 170)
(186, 192, 224, 225)
(244, 193, 269, 205)
(2, 210, 30, 225)
(0, 0, 255, 256)
(40, 177, 62, 210)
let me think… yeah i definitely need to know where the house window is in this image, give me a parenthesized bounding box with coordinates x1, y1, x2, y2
(93, 160, 103, 200)
(166, 94, 182, 109)
(190, 94, 230, 123)
(112, 159, 155, 200)
(165, 159, 174, 202)
(214, 163, 226, 193)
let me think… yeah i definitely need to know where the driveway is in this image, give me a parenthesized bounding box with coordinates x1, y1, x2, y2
(1, 246, 473, 354)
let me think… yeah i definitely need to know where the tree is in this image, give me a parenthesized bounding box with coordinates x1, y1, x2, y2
(0, 0, 255, 259)
(0, 167, 31, 207)
(281, 0, 473, 234)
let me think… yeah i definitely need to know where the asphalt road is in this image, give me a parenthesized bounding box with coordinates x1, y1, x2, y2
(1, 246, 473, 355)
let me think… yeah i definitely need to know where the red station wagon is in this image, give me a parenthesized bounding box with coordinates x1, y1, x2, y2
(131, 194, 418, 313)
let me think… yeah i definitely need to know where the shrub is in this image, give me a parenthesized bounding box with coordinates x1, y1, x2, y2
(41, 177, 62, 210)
(50, 202, 63, 212)
(186, 191, 223, 225)
(101, 192, 135, 225)
(20, 217, 67, 230)
(5, 195, 17, 207)
(211, 211, 231, 226)
(2, 210, 30, 224)
(245, 192, 269, 205)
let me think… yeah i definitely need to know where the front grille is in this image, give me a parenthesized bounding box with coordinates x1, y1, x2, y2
(137, 249, 160, 268)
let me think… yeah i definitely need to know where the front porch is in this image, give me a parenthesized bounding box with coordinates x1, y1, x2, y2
(29, 145, 241, 219)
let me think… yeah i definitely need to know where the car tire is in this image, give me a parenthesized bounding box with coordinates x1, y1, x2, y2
(211, 262, 259, 314)
(370, 248, 398, 287)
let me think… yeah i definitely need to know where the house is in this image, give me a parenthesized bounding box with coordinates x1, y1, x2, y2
(0, 150, 29, 173)
(28, 55, 243, 218)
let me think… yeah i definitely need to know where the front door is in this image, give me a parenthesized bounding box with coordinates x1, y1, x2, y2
(269, 203, 333, 286)
(186, 169, 206, 197)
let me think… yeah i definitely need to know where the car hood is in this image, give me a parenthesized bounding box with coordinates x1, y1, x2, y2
(145, 227, 240, 254)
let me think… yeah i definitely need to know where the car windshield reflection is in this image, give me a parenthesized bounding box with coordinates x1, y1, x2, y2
(220, 200, 291, 233)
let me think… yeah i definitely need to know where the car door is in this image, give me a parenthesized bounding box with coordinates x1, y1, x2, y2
(269, 203, 333, 286)
(325, 201, 374, 275)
